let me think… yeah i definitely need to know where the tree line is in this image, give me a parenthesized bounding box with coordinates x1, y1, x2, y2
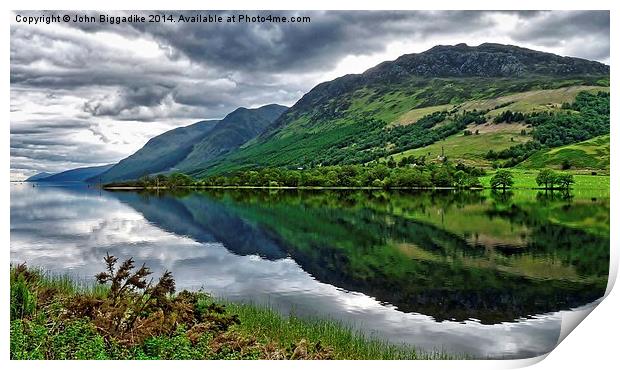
(104, 161, 486, 190)
(201, 161, 484, 189)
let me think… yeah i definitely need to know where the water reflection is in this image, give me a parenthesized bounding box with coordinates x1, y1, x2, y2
(10, 183, 609, 359)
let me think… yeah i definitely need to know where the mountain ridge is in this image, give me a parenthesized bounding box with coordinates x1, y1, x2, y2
(94, 103, 287, 182)
(174, 104, 288, 172)
(37, 164, 115, 182)
(25, 172, 54, 182)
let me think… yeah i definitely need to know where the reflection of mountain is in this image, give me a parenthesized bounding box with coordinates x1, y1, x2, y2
(110, 191, 287, 260)
(107, 189, 609, 324)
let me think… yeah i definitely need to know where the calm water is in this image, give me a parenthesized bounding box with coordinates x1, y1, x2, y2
(10, 183, 610, 359)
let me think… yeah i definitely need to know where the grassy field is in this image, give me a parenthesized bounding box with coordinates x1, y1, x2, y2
(392, 122, 530, 166)
(387, 85, 610, 168)
(392, 103, 453, 126)
(393, 85, 608, 127)
(479, 169, 609, 193)
(10, 265, 451, 360)
(458, 85, 609, 116)
(518, 135, 610, 171)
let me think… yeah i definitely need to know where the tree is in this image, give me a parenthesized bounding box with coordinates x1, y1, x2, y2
(536, 169, 557, 189)
(168, 173, 194, 188)
(155, 174, 167, 187)
(138, 175, 153, 188)
(557, 173, 575, 190)
(432, 167, 452, 187)
(453, 170, 468, 188)
(371, 179, 383, 188)
(490, 170, 514, 190)
(387, 156, 396, 169)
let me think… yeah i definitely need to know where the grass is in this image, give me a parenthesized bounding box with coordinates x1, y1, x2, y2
(220, 300, 452, 360)
(479, 169, 610, 193)
(518, 135, 610, 170)
(391, 122, 530, 166)
(392, 86, 608, 126)
(458, 85, 609, 116)
(10, 263, 454, 360)
(386, 86, 609, 169)
(392, 104, 453, 126)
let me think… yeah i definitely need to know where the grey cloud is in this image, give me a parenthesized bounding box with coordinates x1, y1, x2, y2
(10, 119, 89, 135)
(511, 11, 609, 43)
(510, 11, 609, 61)
(83, 85, 172, 117)
(127, 11, 494, 73)
(12, 10, 610, 119)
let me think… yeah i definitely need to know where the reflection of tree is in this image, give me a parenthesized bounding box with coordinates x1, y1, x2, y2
(536, 190, 573, 204)
(486, 202, 608, 277)
(491, 189, 514, 204)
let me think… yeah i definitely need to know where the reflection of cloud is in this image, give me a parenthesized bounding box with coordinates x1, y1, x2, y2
(10, 183, 565, 358)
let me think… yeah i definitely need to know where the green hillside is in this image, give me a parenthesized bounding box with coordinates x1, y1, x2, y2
(392, 85, 608, 126)
(518, 135, 610, 171)
(189, 44, 608, 177)
(392, 122, 530, 167)
(388, 86, 610, 167)
(96, 44, 609, 182)
(175, 104, 287, 172)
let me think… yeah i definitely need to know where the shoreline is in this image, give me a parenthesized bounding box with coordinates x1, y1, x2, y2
(10, 264, 457, 360)
(100, 184, 605, 191)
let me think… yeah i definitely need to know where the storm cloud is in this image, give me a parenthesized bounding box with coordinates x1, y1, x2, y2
(10, 10, 610, 180)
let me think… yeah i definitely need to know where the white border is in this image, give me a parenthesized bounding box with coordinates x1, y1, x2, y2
(3, 1, 617, 369)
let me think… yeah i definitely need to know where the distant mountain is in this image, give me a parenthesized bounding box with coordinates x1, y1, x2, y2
(95, 104, 287, 183)
(191, 43, 609, 176)
(39, 164, 115, 182)
(92, 119, 219, 183)
(25, 172, 54, 182)
(175, 104, 288, 173)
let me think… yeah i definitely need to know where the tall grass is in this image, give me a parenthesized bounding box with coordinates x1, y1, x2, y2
(11, 265, 461, 360)
(10, 274, 37, 320)
(213, 299, 457, 360)
(21, 266, 109, 297)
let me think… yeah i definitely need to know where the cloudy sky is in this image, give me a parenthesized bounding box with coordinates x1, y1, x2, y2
(10, 10, 610, 180)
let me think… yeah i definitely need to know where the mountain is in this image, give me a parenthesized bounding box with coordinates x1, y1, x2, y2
(174, 104, 288, 172)
(93, 119, 219, 183)
(188, 43, 609, 176)
(95, 104, 287, 182)
(25, 172, 54, 182)
(39, 164, 115, 182)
